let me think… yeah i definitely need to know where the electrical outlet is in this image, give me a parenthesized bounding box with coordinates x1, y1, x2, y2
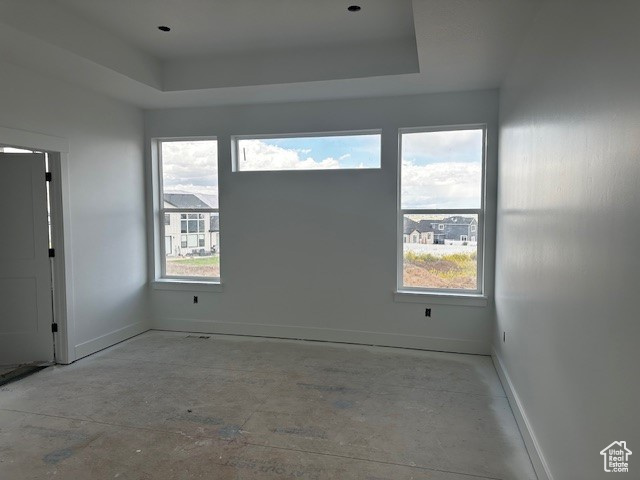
(193, 296, 198, 304)
(425, 308, 431, 317)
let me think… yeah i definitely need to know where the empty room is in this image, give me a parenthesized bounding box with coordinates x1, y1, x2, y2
(0, 1, 638, 479)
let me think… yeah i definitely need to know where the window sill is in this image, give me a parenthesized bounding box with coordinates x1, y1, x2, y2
(394, 291, 488, 307)
(151, 280, 224, 292)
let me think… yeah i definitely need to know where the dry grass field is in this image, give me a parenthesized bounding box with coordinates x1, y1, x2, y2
(165, 251, 476, 290)
(403, 251, 477, 290)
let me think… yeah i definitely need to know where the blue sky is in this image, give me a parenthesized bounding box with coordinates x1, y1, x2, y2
(265, 134, 381, 169)
(238, 134, 380, 170)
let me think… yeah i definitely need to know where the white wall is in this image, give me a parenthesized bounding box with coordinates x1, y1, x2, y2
(495, 2, 640, 479)
(0, 60, 148, 362)
(146, 90, 498, 354)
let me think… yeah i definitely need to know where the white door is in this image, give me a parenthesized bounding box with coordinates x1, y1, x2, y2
(0, 153, 54, 363)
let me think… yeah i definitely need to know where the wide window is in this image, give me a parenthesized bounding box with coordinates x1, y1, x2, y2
(159, 139, 220, 280)
(399, 127, 485, 293)
(234, 131, 381, 171)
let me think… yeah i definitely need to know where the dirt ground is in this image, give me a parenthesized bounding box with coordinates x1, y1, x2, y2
(403, 262, 477, 290)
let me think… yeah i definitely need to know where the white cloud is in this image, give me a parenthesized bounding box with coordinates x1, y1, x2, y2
(238, 139, 340, 170)
(161, 140, 219, 197)
(400, 129, 483, 208)
(158, 137, 480, 209)
(401, 160, 482, 209)
(402, 129, 482, 162)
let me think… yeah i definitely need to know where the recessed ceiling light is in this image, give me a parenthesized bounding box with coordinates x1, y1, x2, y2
(157, 25, 171, 32)
(347, 5, 361, 12)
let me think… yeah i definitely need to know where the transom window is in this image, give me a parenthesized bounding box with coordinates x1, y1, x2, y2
(398, 127, 485, 293)
(233, 131, 381, 171)
(158, 139, 220, 280)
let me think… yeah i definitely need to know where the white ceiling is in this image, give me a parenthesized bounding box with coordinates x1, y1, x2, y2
(0, 0, 542, 108)
(56, 0, 416, 59)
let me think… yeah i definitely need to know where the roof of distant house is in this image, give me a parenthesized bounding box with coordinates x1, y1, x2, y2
(163, 193, 211, 209)
(444, 216, 476, 225)
(403, 216, 476, 234)
(404, 217, 419, 235)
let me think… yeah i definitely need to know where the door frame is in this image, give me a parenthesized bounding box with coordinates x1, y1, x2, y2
(0, 126, 73, 364)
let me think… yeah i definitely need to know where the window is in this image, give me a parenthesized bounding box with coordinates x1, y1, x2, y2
(234, 131, 381, 171)
(399, 127, 485, 293)
(178, 213, 208, 250)
(159, 139, 220, 280)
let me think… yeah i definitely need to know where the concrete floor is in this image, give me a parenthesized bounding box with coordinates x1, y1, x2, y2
(0, 365, 20, 377)
(0, 331, 536, 479)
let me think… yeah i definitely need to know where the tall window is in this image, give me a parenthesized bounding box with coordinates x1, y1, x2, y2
(159, 139, 220, 280)
(398, 127, 485, 293)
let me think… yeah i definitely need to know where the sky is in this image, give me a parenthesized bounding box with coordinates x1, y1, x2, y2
(401, 129, 483, 209)
(161, 140, 219, 207)
(237, 134, 381, 171)
(160, 130, 483, 210)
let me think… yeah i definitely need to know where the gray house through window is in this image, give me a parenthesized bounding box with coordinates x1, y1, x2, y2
(403, 216, 477, 244)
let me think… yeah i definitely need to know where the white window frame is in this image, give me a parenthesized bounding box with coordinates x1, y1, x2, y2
(231, 129, 382, 172)
(157, 137, 220, 283)
(397, 124, 486, 296)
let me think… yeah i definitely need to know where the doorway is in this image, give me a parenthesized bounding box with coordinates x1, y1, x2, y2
(0, 143, 67, 367)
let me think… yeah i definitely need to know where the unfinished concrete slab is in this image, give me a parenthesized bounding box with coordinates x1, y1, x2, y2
(0, 365, 19, 377)
(0, 331, 536, 479)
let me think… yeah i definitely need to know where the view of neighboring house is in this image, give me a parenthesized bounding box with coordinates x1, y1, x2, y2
(403, 216, 478, 244)
(163, 194, 219, 256)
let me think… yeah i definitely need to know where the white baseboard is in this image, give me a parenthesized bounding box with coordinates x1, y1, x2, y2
(74, 322, 149, 360)
(152, 317, 490, 355)
(492, 347, 553, 480)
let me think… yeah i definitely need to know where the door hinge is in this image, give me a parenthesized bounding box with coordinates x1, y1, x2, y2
(45, 171, 52, 182)
(49, 248, 55, 258)
(51, 323, 58, 333)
